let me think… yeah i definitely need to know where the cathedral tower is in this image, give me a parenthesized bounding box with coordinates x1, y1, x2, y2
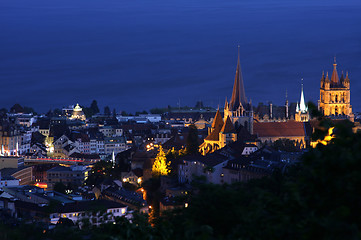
(223, 48, 253, 133)
(199, 49, 253, 155)
(318, 58, 353, 121)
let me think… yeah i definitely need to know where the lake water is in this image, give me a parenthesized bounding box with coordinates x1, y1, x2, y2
(1, 0, 361, 113)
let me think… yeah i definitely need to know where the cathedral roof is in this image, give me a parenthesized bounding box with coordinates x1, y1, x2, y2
(205, 109, 224, 141)
(220, 116, 236, 134)
(253, 121, 306, 138)
(229, 49, 247, 111)
(211, 109, 223, 129)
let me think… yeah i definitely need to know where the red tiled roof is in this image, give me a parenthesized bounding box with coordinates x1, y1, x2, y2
(253, 121, 305, 137)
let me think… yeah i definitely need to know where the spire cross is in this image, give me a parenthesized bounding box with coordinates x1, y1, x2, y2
(237, 45, 241, 65)
(333, 56, 337, 68)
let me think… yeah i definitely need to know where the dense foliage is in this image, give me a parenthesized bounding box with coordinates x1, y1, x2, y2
(152, 146, 171, 177)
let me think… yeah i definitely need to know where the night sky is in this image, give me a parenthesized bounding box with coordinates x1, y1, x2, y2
(1, 0, 361, 113)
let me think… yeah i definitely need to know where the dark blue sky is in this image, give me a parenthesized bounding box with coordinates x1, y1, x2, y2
(1, 0, 361, 113)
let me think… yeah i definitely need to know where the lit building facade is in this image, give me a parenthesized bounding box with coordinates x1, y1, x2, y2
(70, 104, 86, 121)
(318, 59, 353, 120)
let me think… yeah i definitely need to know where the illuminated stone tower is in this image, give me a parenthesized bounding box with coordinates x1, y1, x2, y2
(318, 58, 353, 121)
(199, 49, 253, 155)
(224, 48, 253, 134)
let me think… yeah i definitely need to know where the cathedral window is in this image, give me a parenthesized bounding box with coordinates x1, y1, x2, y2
(335, 94, 338, 103)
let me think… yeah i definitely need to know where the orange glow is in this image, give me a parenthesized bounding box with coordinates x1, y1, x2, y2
(35, 182, 48, 189)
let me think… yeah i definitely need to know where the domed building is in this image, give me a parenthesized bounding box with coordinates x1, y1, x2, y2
(70, 104, 86, 121)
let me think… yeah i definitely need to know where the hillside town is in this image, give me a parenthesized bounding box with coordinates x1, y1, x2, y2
(0, 57, 359, 232)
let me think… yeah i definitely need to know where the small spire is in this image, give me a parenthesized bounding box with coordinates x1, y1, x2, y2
(345, 71, 350, 82)
(331, 57, 339, 85)
(238, 45, 240, 59)
(325, 71, 330, 82)
(299, 79, 307, 113)
(230, 46, 247, 110)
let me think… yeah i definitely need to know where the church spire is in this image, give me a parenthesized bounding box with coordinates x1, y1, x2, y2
(345, 71, 350, 82)
(320, 71, 325, 88)
(224, 97, 228, 109)
(299, 79, 308, 113)
(229, 46, 247, 111)
(331, 57, 339, 85)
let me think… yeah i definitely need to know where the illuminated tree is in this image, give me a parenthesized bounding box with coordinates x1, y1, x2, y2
(152, 146, 170, 177)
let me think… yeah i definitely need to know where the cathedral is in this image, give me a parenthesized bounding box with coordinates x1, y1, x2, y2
(199, 52, 253, 155)
(318, 58, 353, 121)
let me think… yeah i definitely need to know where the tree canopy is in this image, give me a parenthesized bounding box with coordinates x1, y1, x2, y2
(152, 146, 171, 177)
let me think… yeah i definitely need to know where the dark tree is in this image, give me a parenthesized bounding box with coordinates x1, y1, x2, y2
(150, 108, 167, 114)
(10, 103, 24, 113)
(23, 106, 36, 114)
(53, 108, 62, 116)
(272, 139, 301, 152)
(90, 100, 100, 114)
(104, 106, 111, 116)
(135, 110, 148, 116)
(53, 182, 67, 194)
(82, 107, 94, 118)
(186, 124, 199, 155)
